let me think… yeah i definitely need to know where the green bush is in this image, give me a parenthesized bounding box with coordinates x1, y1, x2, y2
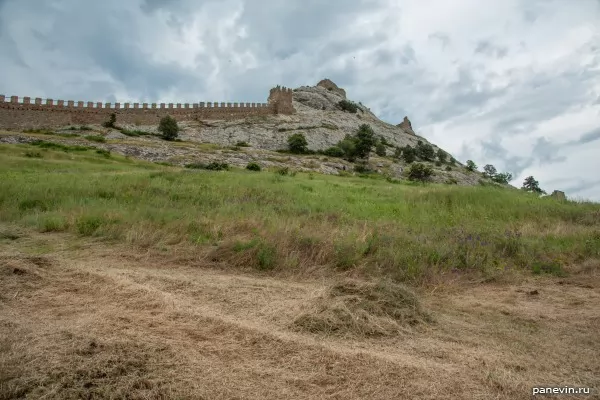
(158, 115, 179, 141)
(416, 141, 435, 161)
(375, 142, 386, 157)
(287, 133, 308, 154)
(407, 163, 434, 182)
(354, 163, 373, 174)
(435, 161, 442, 167)
(85, 135, 106, 143)
(236, 141, 250, 147)
(96, 149, 111, 158)
(445, 165, 452, 171)
(437, 149, 448, 163)
(323, 146, 345, 157)
(401, 146, 416, 163)
(24, 151, 42, 158)
(185, 162, 229, 171)
(483, 164, 497, 178)
(276, 167, 290, 175)
(338, 100, 358, 113)
(246, 162, 261, 171)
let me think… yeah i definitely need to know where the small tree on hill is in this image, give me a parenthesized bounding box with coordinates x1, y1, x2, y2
(492, 172, 513, 184)
(158, 115, 179, 141)
(522, 176, 545, 194)
(436, 149, 448, 163)
(338, 136, 358, 161)
(407, 163, 434, 182)
(338, 100, 358, 113)
(287, 133, 308, 154)
(401, 145, 416, 163)
(483, 164, 497, 178)
(354, 124, 375, 159)
(466, 160, 477, 172)
(416, 141, 435, 161)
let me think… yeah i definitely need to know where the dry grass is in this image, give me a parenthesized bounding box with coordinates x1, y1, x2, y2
(1, 231, 598, 399)
(293, 279, 431, 337)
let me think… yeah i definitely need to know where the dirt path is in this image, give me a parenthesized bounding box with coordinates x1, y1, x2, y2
(1, 232, 598, 399)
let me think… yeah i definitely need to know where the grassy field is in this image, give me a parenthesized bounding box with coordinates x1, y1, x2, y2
(1, 142, 599, 283)
(1, 142, 599, 399)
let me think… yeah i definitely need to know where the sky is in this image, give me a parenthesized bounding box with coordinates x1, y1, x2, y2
(1, 0, 599, 200)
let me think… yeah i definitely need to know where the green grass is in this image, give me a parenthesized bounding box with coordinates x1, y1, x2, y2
(1, 143, 599, 282)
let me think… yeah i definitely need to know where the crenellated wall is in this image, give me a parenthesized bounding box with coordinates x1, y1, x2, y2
(0, 86, 294, 130)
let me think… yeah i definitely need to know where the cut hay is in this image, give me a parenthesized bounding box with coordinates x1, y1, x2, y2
(293, 279, 432, 337)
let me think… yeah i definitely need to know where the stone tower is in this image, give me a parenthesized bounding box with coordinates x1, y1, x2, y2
(268, 85, 294, 115)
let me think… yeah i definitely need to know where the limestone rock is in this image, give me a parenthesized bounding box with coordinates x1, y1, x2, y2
(398, 116, 415, 135)
(550, 190, 567, 201)
(316, 79, 347, 99)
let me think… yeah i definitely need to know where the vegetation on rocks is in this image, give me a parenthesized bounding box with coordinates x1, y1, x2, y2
(158, 115, 180, 141)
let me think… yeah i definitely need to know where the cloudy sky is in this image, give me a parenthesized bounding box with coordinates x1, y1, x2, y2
(1, 0, 599, 199)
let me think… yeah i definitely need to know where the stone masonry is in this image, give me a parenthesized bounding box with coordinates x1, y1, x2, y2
(0, 86, 294, 130)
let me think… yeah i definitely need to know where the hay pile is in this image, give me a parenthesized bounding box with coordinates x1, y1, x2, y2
(293, 279, 431, 337)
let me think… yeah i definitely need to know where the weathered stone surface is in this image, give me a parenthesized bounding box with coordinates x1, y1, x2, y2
(550, 190, 567, 201)
(398, 116, 415, 135)
(316, 79, 347, 99)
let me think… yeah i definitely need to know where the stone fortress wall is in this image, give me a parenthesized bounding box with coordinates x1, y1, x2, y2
(0, 85, 294, 130)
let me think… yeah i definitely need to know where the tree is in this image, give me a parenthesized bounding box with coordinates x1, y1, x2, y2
(354, 124, 375, 159)
(402, 145, 416, 163)
(466, 160, 477, 172)
(522, 176, 545, 194)
(158, 115, 179, 141)
(375, 142, 386, 157)
(483, 164, 497, 178)
(492, 172, 513, 184)
(416, 141, 435, 161)
(436, 149, 448, 163)
(407, 163, 434, 182)
(287, 133, 308, 154)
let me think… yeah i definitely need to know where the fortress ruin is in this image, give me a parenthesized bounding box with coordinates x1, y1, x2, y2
(0, 85, 294, 130)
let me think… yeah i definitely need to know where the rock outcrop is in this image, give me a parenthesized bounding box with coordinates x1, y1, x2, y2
(316, 79, 347, 99)
(398, 116, 415, 135)
(550, 190, 567, 201)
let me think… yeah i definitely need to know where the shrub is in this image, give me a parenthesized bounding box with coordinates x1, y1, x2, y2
(466, 160, 477, 172)
(85, 135, 106, 143)
(102, 113, 116, 128)
(287, 133, 308, 154)
(246, 162, 261, 171)
(338, 100, 358, 113)
(95, 149, 111, 158)
(24, 151, 42, 158)
(185, 162, 229, 171)
(416, 141, 435, 161)
(401, 145, 416, 163)
(437, 149, 448, 163)
(158, 115, 179, 141)
(338, 137, 357, 161)
(354, 162, 372, 174)
(522, 176, 545, 194)
(435, 160, 442, 167)
(276, 167, 290, 175)
(449, 157, 456, 166)
(323, 146, 345, 157)
(375, 142, 386, 157)
(406, 163, 434, 182)
(236, 141, 250, 147)
(445, 165, 452, 171)
(379, 135, 390, 147)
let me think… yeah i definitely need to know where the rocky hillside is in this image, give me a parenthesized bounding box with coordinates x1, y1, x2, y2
(0, 80, 494, 186)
